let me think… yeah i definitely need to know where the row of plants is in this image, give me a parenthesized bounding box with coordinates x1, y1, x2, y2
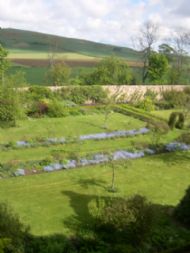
(0, 147, 154, 178)
(113, 104, 170, 134)
(1, 187, 190, 253)
(1, 140, 189, 178)
(0, 127, 150, 151)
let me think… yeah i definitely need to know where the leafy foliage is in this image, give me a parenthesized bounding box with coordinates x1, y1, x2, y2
(147, 52, 169, 83)
(81, 57, 132, 85)
(160, 89, 188, 109)
(137, 97, 155, 112)
(0, 86, 18, 127)
(47, 61, 71, 86)
(58, 86, 107, 104)
(0, 203, 28, 253)
(0, 44, 9, 84)
(168, 112, 185, 129)
(174, 186, 190, 228)
(95, 195, 156, 247)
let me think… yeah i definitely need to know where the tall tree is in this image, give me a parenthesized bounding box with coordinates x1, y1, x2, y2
(168, 30, 190, 84)
(147, 52, 169, 83)
(47, 60, 71, 86)
(81, 57, 132, 85)
(136, 21, 159, 83)
(0, 44, 9, 85)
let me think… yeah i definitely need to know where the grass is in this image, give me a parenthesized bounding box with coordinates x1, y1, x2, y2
(0, 113, 145, 143)
(0, 109, 189, 237)
(9, 65, 96, 85)
(9, 65, 49, 85)
(0, 128, 182, 164)
(152, 109, 190, 126)
(8, 50, 98, 60)
(0, 151, 189, 235)
(0, 28, 141, 60)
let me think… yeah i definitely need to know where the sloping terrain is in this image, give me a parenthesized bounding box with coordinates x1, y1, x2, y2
(0, 28, 140, 60)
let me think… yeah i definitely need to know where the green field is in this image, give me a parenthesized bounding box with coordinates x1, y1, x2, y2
(0, 28, 140, 60)
(0, 113, 144, 143)
(0, 28, 143, 84)
(8, 49, 98, 60)
(0, 152, 189, 235)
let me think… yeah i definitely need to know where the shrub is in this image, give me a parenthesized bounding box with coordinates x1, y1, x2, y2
(168, 112, 177, 129)
(47, 100, 66, 118)
(27, 86, 54, 100)
(176, 113, 185, 129)
(27, 99, 49, 117)
(59, 86, 86, 104)
(174, 186, 190, 228)
(82, 86, 107, 103)
(161, 90, 187, 109)
(0, 87, 18, 127)
(95, 195, 155, 247)
(178, 132, 190, 144)
(137, 97, 155, 112)
(168, 112, 185, 130)
(58, 86, 107, 105)
(81, 57, 132, 85)
(0, 203, 28, 252)
(47, 61, 71, 86)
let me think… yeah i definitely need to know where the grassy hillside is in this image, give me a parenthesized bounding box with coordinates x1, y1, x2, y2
(0, 28, 140, 60)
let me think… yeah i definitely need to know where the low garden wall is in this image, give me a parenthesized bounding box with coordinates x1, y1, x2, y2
(49, 84, 188, 100)
(102, 85, 187, 100)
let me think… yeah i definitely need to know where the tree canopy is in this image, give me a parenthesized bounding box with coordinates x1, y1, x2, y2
(81, 57, 132, 85)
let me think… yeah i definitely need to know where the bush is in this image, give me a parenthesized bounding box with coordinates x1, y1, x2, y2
(0, 203, 28, 252)
(27, 86, 55, 100)
(0, 87, 18, 127)
(27, 99, 49, 117)
(27, 98, 86, 118)
(82, 86, 107, 103)
(80, 57, 132, 85)
(175, 113, 185, 129)
(174, 186, 190, 228)
(47, 100, 67, 118)
(95, 195, 155, 247)
(58, 86, 107, 104)
(168, 112, 185, 130)
(59, 86, 86, 104)
(137, 97, 155, 112)
(168, 112, 177, 129)
(161, 90, 188, 109)
(178, 132, 190, 144)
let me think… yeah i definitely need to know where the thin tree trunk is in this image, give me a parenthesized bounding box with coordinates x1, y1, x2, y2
(111, 163, 115, 191)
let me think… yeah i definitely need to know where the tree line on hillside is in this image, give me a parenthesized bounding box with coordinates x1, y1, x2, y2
(1, 20, 190, 86)
(46, 21, 190, 85)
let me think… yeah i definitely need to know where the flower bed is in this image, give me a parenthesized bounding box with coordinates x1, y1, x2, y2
(79, 128, 149, 141)
(3, 141, 189, 178)
(165, 142, 190, 152)
(0, 127, 150, 151)
(14, 148, 155, 176)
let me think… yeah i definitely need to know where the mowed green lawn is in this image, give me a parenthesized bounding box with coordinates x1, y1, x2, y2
(0, 113, 145, 143)
(152, 109, 190, 126)
(0, 151, 189, 236)
(0, 128, 182, 164)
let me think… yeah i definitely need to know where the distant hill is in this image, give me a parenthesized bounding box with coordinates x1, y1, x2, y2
(0, 28, 140, 60)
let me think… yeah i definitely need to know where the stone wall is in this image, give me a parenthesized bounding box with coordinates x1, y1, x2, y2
(102, 85, 188, 100)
